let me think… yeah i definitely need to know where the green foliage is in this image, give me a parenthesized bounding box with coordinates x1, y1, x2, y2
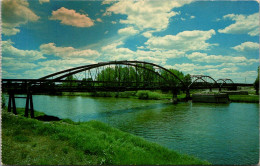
(229, 95, 259, 103)
(136, 91, 161, 100)
(2, 111, 210, 165)
(2, 94, 6, 109)
(62, 75, 78, 87)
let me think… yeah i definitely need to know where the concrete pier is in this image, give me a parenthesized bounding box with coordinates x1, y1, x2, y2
(192, 93, 229, 103)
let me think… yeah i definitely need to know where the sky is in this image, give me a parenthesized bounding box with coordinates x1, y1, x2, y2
(1, 0, 259, 83)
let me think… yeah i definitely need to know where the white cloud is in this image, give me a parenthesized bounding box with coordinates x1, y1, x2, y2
(164, 62, 257, 83)
(142, 31, 153, 38)
(145, 29, 217, 51)
(2, 57, 37, 71)
(2, 0, 40, 36)
(190, 15, 195, 19)
(39, 0, 50, 4)
(118, 26, 139, 36)
(40, 43, 100, 59)
(104, 0, 192, 31)
(24, 58, 97, 79)
(101, 41, 185, 65)
(96, 18, 102, 22)
(218, 13, 259, 36)
(232, 41, 259, 52)
(111, 21, 117, 24)
(186, 52, 258, 65)
(49, 7, 94, 27)
(2, 40, 45, 61)
(102, 0, 117, 5)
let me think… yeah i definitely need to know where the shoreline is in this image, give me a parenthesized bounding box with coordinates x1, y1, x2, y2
(2, 109, 210, 165)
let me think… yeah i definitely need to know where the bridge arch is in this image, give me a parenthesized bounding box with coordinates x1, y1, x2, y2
(39, 60, 186, 88)
(217, 78, 234, 88)
(188, 75, 219, 89)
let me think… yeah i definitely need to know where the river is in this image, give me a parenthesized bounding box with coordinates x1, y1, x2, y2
(6, 94, 259, 165)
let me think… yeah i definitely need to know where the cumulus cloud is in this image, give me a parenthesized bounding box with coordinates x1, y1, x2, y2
(102, 0, 117, 5)
(40, 43, 100, 59)
(186, 52, 258, 65)
(2, 40, 45, 61)
(2, 40, 45, 78)
(218, 13, 259, 36)
(232, 41, 259, 52)
(39, 0, 50, 4)
(145, 29, 217, 51)
(101, 41, 185, 65)
(49, 7, 94, 27)
(165, 62, 257, 83)
(2, 57, 37, 71)
(104, 0, 192, 31)
(2, 0, 40, 36)
(96, 18, 102, 22)
(118, 26, 139, 36)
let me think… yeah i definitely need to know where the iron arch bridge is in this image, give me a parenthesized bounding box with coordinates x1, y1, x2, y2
(2, 60, 187, 94)
(2, 60, 254, 118)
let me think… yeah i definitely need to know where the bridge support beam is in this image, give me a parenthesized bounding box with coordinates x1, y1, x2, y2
(7, 92, 17, 115)
(25, 92, 34, 118)
(186, 89, 191, 100)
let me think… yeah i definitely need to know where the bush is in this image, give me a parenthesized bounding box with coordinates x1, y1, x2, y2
(136, 91, 161, 100)
(2, 94, 6, 109)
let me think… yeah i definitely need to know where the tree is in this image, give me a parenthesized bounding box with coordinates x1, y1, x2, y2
(63, 75, 78, 87)
(254, 66, 259, 95)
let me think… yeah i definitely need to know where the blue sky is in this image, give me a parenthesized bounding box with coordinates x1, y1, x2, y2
(2, 0, 259, 83)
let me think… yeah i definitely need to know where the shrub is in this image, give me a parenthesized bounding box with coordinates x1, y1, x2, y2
(136, 91, 161, 100)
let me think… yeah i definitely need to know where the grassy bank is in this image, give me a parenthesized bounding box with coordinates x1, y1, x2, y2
(2, 109, 210, 165)
(229, 95, 259, 103)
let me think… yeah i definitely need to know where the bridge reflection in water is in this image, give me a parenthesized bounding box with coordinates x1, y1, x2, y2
(2, 60, 253, 118)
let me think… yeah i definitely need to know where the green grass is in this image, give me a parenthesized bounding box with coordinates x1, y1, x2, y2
(229, 95, 259, 103)
(2, 110, 210, 165)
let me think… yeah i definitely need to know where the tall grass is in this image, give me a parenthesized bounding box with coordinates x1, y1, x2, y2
(2, 110, 210, 165)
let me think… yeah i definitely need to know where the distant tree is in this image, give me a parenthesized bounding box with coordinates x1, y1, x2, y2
(183, 74, 192, 86)
(161, 69, 185, 86)
(254, 66, 259, 95)
(63, 75, 78, 87)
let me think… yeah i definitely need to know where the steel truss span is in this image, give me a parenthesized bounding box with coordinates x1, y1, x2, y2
(2, 61, 252, 94)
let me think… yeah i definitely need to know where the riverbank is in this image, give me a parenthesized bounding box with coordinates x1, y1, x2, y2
(229, 95, 259, 103)
(61, 91, 259, 103)
(2, 109, 210, 165)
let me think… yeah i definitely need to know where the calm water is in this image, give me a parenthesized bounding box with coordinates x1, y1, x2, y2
(8, 95, 259, 165)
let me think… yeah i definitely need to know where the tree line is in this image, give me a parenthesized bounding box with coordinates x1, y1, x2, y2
(63, 65, 192, 88)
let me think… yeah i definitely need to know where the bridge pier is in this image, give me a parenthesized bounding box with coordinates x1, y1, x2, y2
(7, 91, 17, 115)
(186, 89, 191, 100)
(25, 92, 34, 118)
